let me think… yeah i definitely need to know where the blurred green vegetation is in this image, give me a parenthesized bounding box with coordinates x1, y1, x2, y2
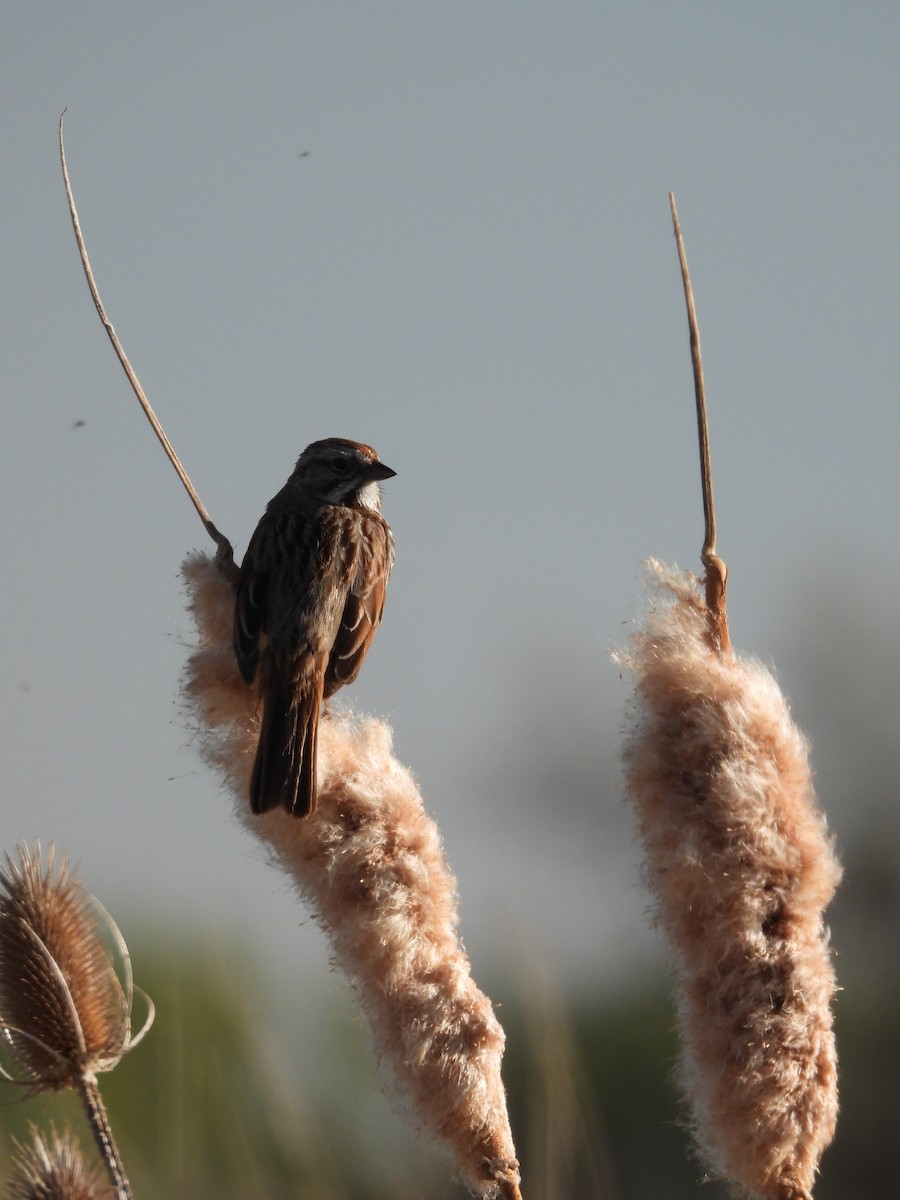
(1, 850, 895, 1200)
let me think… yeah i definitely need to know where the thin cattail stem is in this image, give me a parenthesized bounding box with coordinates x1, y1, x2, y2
(78, 1073, 132, 1200)
(58, 113, 236, 578)
(669, 192, 730, 653)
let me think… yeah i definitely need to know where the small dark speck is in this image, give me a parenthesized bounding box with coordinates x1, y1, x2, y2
(298, 151, 310, 158)
(72, 419, 87, 429)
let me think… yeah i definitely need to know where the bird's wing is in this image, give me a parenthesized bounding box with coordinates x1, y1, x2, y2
(325, 520, 392, 692)
(234, 504, 319, 684)
(233, 519, 272, 684)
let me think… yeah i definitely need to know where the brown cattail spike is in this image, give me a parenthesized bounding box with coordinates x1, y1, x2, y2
(182, 552, 522, 1199)
(619, 562, 841, 1198)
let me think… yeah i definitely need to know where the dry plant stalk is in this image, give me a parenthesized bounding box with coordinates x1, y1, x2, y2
(7, 1125, 113, 1200)
(0, 845, 152, 1200)
(618, 564, 841, 1199)
(181, 552, 522, 1200)
(58, 113, 236, 576)
(669, 191, 729, 654)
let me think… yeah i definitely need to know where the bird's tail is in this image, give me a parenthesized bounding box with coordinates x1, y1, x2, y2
(250, 667, 323, 817)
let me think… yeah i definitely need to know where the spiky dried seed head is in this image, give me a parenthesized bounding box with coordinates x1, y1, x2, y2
(0, 844, 132, 1091)
(6, 1125, 113, 1200)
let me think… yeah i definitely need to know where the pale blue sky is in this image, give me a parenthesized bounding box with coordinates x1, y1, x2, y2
(2, 4, 898, 1003)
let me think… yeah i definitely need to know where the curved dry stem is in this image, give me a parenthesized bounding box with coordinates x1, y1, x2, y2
(669, 192, 730, 654)
(58, 112, 237, 579)
(77, 889, 133, 1044)
(125, 987, 156, 1054)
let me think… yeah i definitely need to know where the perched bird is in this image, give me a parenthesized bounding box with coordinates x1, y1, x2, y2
(234, 438, 395, 817)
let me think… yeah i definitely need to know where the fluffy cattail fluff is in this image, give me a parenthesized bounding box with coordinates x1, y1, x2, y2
(0, 844, 144, 1092)
(181, 551, 521, 1199)
(617, 561, 841, 1200)
(6, 1126, 113, 1200)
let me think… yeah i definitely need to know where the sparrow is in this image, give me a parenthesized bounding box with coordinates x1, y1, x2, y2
(234, 437, 395, 817)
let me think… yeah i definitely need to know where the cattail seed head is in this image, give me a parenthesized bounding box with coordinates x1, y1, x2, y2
(0, 844, 140, 1092)
(6, 1125, 113, 1200)
(181, 551, 521, 1199)
(618, 562, 841, 1200)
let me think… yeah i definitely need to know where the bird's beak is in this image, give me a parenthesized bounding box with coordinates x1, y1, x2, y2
(367, 460, 396, 481)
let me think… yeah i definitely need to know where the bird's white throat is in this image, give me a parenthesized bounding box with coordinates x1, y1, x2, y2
(356, 481, 382, 511)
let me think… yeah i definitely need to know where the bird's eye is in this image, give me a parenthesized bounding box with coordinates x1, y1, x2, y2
(331, 456, 350, 473)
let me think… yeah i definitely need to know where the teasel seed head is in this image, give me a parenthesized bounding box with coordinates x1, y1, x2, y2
(5, 1125, 113, 1200)
(0, 843, 153, 1094)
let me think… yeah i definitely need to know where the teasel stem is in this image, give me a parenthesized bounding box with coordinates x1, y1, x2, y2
(58, 112, 237, 581)
(669, 192, 730, 653)
(79, 1072, 132, 1200)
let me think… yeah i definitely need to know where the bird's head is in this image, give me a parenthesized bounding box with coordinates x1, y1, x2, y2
(292, 437, 396, 509)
